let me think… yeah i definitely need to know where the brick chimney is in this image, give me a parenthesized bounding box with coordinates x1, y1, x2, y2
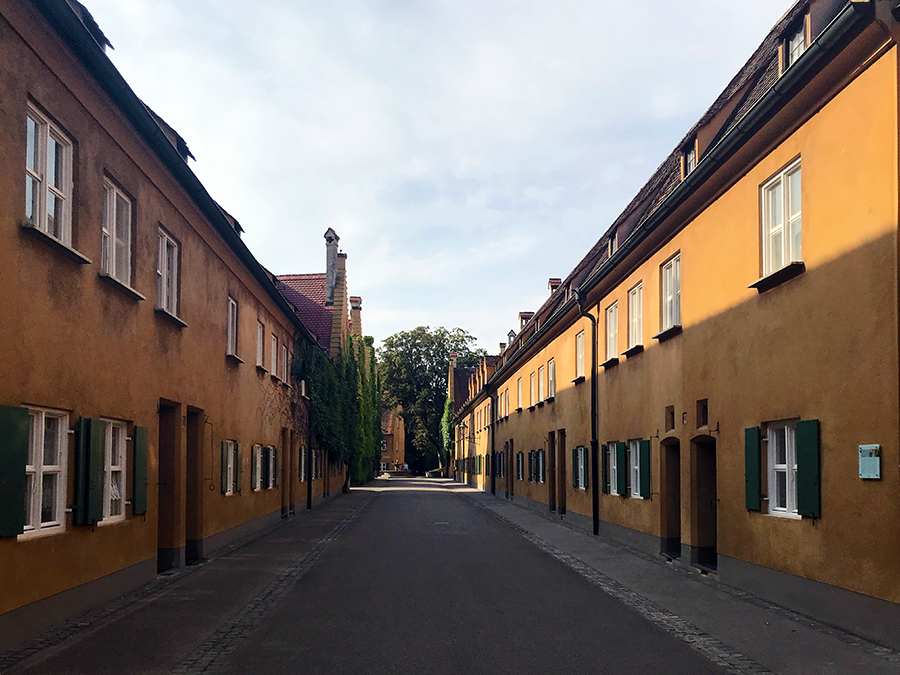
(329, 252, 348, 360)
(350, 296, 362, 338)
(548, 278, 561, 294)
(324, 228, 339, 307)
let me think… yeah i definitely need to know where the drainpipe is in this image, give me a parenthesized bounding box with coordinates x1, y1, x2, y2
(576, 291, 600, 536)
(490, 392, 496, 496)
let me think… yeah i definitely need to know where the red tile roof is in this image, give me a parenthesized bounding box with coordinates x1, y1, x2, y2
(381, 408, 394, 434)
(276, 274, 332, 352)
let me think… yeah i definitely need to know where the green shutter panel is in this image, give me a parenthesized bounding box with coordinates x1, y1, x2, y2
(744, 427, 762, 511)
(89, 419, 106, 524)
(601, 445, 608, 493)
(236, 444, 243, 493)
(639, 440, 651, 498)
(263, 447, 271, 488)
(616, 442, 627, 497)
(796, 419, 821, 518)
(251, 446, 257, 490)
(75, 418, 105, 525)
(221, 441, 228, 494)
(528, 452, 533, 482)
(132, 426, 149, 516)
(572, 447, 578, 488)
(0, 405, 29, 537)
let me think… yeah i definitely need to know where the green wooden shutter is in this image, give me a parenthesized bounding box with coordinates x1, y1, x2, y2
(251, 446, 257, 490)
(132, 426, 148, 516)
(601, 444, 609, 494)
(744, 427, 761, 511)
(75, 418, 106, 526)
(616, 442, 627, 497)
(0, 405, 29, 537)
(639, 440, 651, 498)
(528, 452, 533, 482)
(221, 441, 228, 494)
(796, 419, 821, 518)
(235, 444, 243, 493)
(572, 447, 578, 488)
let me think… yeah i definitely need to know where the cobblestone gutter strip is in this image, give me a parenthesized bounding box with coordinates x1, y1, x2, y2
(468, 495, 772, 675)
(171, 494, 374, 675)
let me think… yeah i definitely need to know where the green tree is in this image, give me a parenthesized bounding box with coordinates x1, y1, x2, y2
(378, 327, 485, 471)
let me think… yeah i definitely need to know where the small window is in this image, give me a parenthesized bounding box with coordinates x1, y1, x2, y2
(226, 297, 239, 356)
(661, 254, 681, 331)
(156, 228, 179, 315)
(606, 302, 618, 360)
(25, 105, 73, 245)
(767, 421, 798, 516)
(23, 408, 68, 536)
(271, 334, 278, 376)
(575, 330, 585, 378)
(629, 440, 641, 499)
(575, 446, 589, 490)
(517, 378, 522, 409)
(784, 20, 807, 70)
(530, 373, 536, 407)
(256, 322, 265, 368)
(548, 360, 556, 398)
(538, 366, 545, 401)
(628, 283, 643, 349)
(282, 344, 289, 382)
(665, 405, 675, 432)
(102, 420, 127, 522)
(607, 229, 618, 257)
(252, 444, 262, 490)
(224, 439, 237, 495)
(697, 399, 709, 428)
(683, 140, 697, 178)
(762, 160, 802, 276)
(101, 179, 133, 285)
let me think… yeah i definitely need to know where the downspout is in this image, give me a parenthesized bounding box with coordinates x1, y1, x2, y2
(576, 291, 600, 536)
(490, 392, 496, 496)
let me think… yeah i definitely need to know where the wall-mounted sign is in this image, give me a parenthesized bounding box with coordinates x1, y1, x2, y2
(859, 444, 881, 480)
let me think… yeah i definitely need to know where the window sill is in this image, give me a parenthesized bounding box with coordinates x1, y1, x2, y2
(97, 516, 127, 527)
(515, 407, 523, 413)
(271, 373, 281, 383)
(622, 345, 644, 358)
(21, 221, 92, 264)
(545, 396, 555, 403)
(536, 401, 545, 408)
(572, 376, 586, 385)
(226, 353, 244, 365)
(256, 365, 268, 374)
(601, 357, 619, 369)
(652, 325, 682, 342)
(749, 261, 805, 294)
(767, 509, 803, 520)
(527, 405, 536, 411)
(17, 525, 65, 541)
(99, 272, 145, 301)
(154, 307, 187, 328)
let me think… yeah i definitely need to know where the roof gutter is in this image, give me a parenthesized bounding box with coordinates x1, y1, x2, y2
(33, 0, 321, 350)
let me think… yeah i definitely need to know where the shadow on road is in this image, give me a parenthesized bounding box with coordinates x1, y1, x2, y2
(355, 477, 479, 493)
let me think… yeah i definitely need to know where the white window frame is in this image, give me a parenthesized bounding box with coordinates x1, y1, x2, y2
(661, 254, 681, 331)
(252, 444, 262, 490)
(575, 446, 588, 490)
(282, 344, 289, 382)
(226, 297, 239, 357)
(767, 420, 800, 518)
(517, 378, 522, 409)
(256, 322, 265, 368)
(300, 446, 307, 482)
(517, 452, 524, 480)
(576, 330, 585, 378)
(101, 179, 133, 285)
(628, 283, 643, 349)
(762, 160, 802, 277)
(785, 20, 807, 69)
(505, 389, 509, 416)
(22, 407, 68, 538)
(538, 366, 545, 401)
(101, 419, 128, 523)
(684, 143, 696, 177)
(610, 443, 619, 496)
(268, 447, 276, 489)
(530, 373, 536, 407)
(271, 334, 279, 377)
(26, 105, 73, 245)
(537, 450, 545, 484)
(629, 439, 642, 499)
(224, 440, 236, 495)
(606, 302, 618, 360)
(548, 360, 556, 398)
(156, 228, 179, 315)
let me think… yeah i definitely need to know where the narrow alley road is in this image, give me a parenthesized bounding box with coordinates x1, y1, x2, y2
(3, 478, 897, 674)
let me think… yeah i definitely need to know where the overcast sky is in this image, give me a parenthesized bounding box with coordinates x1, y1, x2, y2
(87, 0, 792, 351)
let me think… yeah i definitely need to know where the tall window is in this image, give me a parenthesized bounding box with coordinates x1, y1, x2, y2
(505, 389, 509, 416)
(762, 161, 802, 276)
(101, 180, 133, 285)
(784, 21, 807, 69)
(224, 440, 237, 495)
(609, 442, 619, 496)
(575, 446, 589, 490)
(661, 254, 681, 331)
(605, 302, 618, 360)
(26, 106, 73, 244)
(24, 408, 68, 536)
(103, 420, 127, 522)
(282, 344, 289, 382)
(271, 335, 278, 376)
(252, 444, 262, 490)
(530, 373, 536, 406)
(684, 142, 696, 177)
(768, 421, 798, 516)
(548, 360, 556, 398)
(575, 330, 585, 378)
(628, 283, 642, 349)
(517, 378, 522, 409)
(156, 228, 179, 314)
(629, 440, 641, 499)
(256, 322, 265, 368)
(226, 297, 239, 356)
(538, 366, 545, 401)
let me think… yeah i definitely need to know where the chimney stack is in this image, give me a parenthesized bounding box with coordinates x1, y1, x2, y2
(548, 278, 561, 295)
(350, 296, 362, 338)
(324, 228, 339, 307)
(499, 342, 506, 352)
(329, 251, 348, 360)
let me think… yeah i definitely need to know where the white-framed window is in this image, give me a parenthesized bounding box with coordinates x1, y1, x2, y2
(784, 20, 807, 69)
(548, 360, 556, 398)
(252, 444, 262, 490)
(609, 442, 619, 496)
(537, 450, 545, 483)
(300, 446, 307, 482)
(23, 408, 68, 537)
(767, 420, 799, 517)
(538, 366, 545, 401)
(762, 160, 802, 276)
(226, 296, 239, 356)
(101, 179, 133, 285)
(684, 142, 696, 177)
(25, 105, 73, 244)
(282, 344, 289, 382)
(606, 302, 618, 360)
(224, 440, 237, 495)
(530, 373, 536, 407)
(517, 378, 522, 409)
(575, 446, 589, 490)
(628, 283, 642, 349)
(271, 334, 278, 376)
(504, 389, 509, 416)
(517, 452, 524, 480)
(256, 322, 265, 368)
(267, 447, 276, 489)
(576, 330, 585, 377)
(156, 228, 179, 315)
(661, 254, 681, 331)
(608, 229, 618, 256)
(102, 419, 127, 522)
(629, 439, 642, 499)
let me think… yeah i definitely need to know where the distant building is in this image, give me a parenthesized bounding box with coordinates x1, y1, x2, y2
(381, 407, 406, 472)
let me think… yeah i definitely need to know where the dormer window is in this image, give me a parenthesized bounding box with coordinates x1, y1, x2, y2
(683, 138, 697, 178)
(783, 18, 808, 71)
(607, 228, 618, 257)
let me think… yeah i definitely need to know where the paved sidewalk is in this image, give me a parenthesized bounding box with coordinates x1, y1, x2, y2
(463, 485, 900, 675)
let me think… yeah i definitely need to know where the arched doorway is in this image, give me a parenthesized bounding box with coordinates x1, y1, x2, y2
(691, 435, 717, 570)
